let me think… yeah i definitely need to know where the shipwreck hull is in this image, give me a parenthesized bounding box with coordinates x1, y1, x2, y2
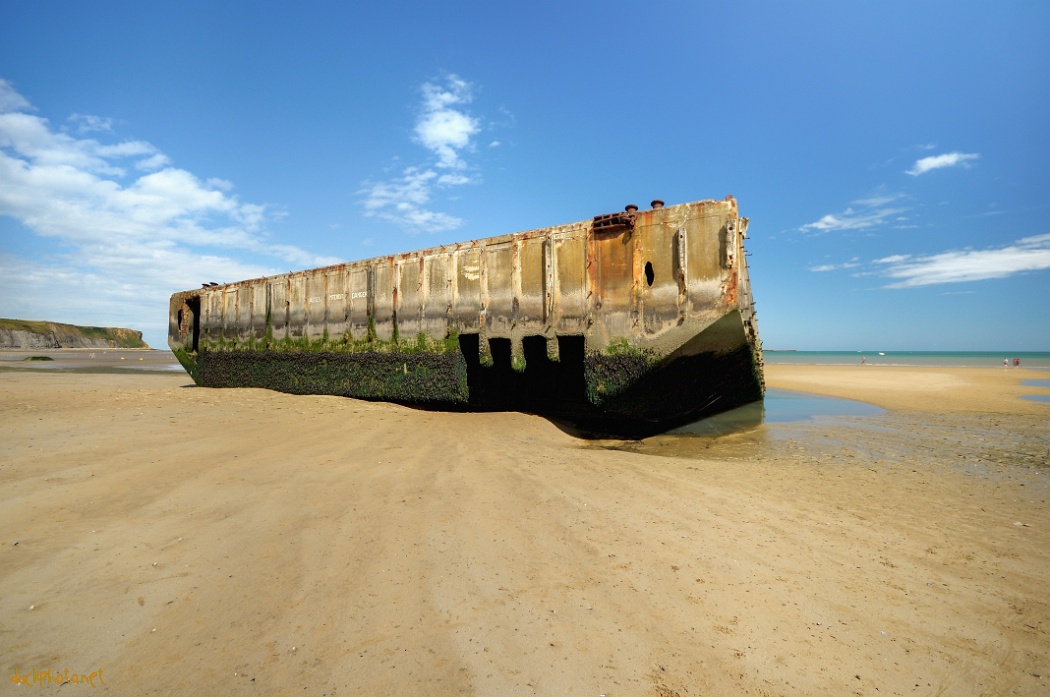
(169, 197, 763, 436)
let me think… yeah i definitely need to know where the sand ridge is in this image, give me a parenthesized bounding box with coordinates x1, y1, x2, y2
(1, 366, 1047, 696)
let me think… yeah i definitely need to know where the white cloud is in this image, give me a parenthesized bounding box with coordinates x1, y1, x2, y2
(801, 190, 908, 233)
(421, 75, 470, 112)
(852, 193, 905, 208)
(416, 111, 478, 170)
(68, 113, 114, 134)
(906, 151, 979, 176)
(809, 258, 860, 272)
(0, 79, 336, 345)
(135, 152, 172, 171)
(359, 167, 463, 232)
(874, 254, 911, 264)
(437, 172, 470, 186)
(801, 206, 907, 233)
(875, 234, 1050, 287)
(0, 78, 32, 112)
(0, 111, 165, 178)
(415, 75, 479, 170)
(395, 207, 463, 231)
(362, 168, 437, 212)
(206, 177, 234, 191)
(360, 74, 487, 233)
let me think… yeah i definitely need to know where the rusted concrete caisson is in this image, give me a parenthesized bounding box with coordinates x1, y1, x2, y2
(168, 197, 763, 435)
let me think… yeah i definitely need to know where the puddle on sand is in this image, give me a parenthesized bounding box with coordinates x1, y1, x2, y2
(1021, 380, 1050, 403)
(615, 389, 884, 459)
(668, 388, 883, 436)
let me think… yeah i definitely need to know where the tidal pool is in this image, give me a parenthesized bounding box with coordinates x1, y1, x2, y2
(1020, 380, 1050, 403)
(668, 388, 884, 437)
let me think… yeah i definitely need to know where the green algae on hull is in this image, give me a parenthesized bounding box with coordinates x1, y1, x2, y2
(196, 348, 469, 403)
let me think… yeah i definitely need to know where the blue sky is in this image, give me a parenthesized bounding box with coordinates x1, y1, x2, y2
(1, 1, 1047, 351)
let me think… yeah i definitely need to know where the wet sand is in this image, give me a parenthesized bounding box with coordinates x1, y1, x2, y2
(0, 348, 181, 373)
(1, 365, 1048, 696)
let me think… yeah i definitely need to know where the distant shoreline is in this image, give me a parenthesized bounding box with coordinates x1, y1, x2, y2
(762, 349, 1050, 370)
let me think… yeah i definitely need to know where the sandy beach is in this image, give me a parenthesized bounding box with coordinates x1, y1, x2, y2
(1, 362, 1047, 696)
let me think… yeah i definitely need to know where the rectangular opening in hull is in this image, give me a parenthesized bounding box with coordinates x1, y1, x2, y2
(187, 297, 201, 351)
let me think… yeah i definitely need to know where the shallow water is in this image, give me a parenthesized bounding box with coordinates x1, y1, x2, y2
(610, 389, 888, 461)
(1020, 379, 1050, 403)
(615, 392, 1050, 473)
(668, 388, 884, 437)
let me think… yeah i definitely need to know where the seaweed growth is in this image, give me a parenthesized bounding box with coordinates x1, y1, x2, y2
(584, 339, 661, 405)
(197, 348, 469, 404)
(198, 330, 461, 357)
(172, 347, 201, 384)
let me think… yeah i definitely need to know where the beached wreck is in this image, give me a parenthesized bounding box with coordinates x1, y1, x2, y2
(169, 197, 763, 435)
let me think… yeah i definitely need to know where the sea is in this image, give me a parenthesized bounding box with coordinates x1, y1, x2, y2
(762, 350, 1050, 370)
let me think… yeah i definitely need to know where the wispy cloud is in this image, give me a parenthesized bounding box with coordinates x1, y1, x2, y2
(360, 167, 463, 232)
(906, 151, 979, 176)
(809, 257, 860, 272)
(68, 113, 114, 134)
(804, 234, 1050, 288)
(804, 147, 983, 234)
(0, 79, 31, 112)
(801, 192, 908, 233)
(852, 193, 906, 208)
(875, 234, 1050, 287)
(873, 254, 910, 264)
(360, 74, 485, 232)
(0, 78, 336, 341)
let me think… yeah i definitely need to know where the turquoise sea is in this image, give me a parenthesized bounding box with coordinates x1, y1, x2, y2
(762, 350, 1050, 370)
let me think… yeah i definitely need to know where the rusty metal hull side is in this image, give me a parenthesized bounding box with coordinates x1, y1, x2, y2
(168, 197, 763, 434)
